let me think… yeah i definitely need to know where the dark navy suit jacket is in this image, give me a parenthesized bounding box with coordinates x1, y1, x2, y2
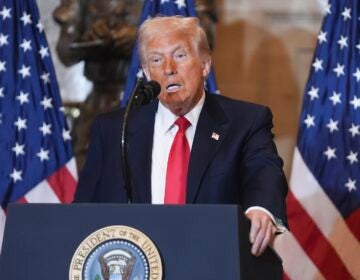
(74, 93, 288, 226)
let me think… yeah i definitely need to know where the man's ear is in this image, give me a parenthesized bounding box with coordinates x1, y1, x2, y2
(142, 66, 151, 80)
(202, 56, 211, 78)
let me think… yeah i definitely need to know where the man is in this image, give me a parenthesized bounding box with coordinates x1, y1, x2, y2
(74, 16, 288, 256)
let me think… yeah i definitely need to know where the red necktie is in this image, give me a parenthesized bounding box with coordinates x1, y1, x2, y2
(164, 116, 191, 204)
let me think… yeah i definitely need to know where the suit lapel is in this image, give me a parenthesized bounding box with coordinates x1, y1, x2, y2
(186, 94, 229, 203)
(127, 102, 158, 203)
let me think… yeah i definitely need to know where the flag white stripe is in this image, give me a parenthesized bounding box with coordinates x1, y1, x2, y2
(274, 231, 324, 280)
(291, 148, 360, 278)
(66, 157, 78, 180)
(24, 180, 60, 203)
(0, 208, 6, 252)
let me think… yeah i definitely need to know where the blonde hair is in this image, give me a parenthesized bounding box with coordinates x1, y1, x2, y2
(138, 16, 211, 64)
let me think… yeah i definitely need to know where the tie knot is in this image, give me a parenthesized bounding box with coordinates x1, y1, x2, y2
(175, 116, 191, 131)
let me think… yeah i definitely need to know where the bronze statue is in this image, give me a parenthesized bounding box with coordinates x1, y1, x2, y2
(53, 0, 218, 171)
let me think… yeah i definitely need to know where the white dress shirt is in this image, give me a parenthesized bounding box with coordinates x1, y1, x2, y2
(151, 93, 205, 204)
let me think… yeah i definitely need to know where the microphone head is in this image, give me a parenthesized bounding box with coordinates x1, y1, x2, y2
(143, 80, 161, 99)
(132, 80, 161, 108)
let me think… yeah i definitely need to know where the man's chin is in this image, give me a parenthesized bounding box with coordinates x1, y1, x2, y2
(160, 95, 192, 114)
(164, 102, 189, 116)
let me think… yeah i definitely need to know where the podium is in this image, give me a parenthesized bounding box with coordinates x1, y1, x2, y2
(0, 204, 283, 279)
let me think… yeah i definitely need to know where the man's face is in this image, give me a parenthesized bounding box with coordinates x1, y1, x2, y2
(142, 31, 211, 115)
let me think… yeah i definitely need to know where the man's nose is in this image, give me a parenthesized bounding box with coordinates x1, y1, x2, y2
(164, 58, 177, 76)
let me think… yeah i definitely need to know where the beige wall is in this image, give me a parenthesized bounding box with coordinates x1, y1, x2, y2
(39, 0, 325, 177)
(212, 0, 324, 176)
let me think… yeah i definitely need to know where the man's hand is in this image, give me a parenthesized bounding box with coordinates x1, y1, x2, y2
(245, 209, 276, 256)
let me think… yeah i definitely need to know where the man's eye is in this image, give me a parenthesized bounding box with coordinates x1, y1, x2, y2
(175, 53, 186, 59)
(149, 57, 162, 64)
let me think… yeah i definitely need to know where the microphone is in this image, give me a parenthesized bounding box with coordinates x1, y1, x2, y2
(132, 80, 161, 108)
(121, 79, 161, 203)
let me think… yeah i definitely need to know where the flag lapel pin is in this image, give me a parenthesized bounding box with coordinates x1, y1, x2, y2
(211, 132, 220, 141)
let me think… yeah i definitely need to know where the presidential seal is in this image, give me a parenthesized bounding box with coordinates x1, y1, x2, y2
(69, 226, 163, 280)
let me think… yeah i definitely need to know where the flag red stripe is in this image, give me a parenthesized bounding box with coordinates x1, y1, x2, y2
(346, 208, 360, 242)
(16, 197, 28, 204)
(47, 166, 77, 203)
(287, 192, 353, 279)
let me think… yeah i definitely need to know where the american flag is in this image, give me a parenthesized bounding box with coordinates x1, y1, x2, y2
(274, 1, 360, 278)
(0, 0, 77, 249)
(121, 0, 219, 106)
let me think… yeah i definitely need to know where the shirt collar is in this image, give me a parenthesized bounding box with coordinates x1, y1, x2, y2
(156, 92, 206, 133)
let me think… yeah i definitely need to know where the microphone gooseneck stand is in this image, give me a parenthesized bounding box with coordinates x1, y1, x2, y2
(121, 79, 161, 203)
